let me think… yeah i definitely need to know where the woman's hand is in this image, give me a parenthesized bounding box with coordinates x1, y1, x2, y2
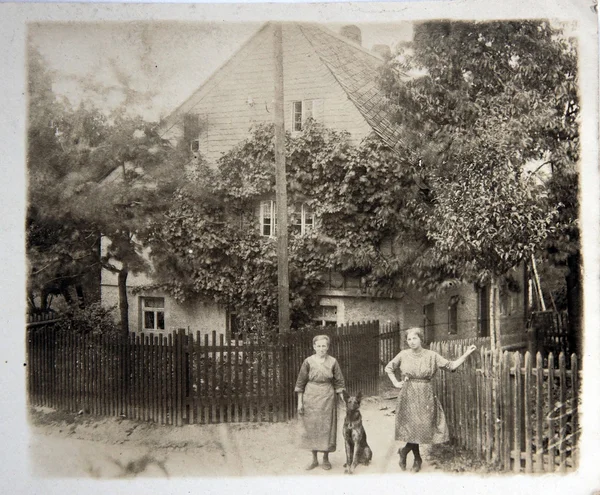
(467, 345, 477, 355)
(298, 402, 304, 415)
(393, 381, 404, 389)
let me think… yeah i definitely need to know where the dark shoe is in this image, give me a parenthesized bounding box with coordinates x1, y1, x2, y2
(321, 460, 332, 470)
(305, 460, 319, 470)
(398, 447, 409, 471)
(413, 457, 422, 472)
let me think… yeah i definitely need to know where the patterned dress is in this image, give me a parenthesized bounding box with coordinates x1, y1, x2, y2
(385, 349, 453, 444)
(294, 354, 346, 452)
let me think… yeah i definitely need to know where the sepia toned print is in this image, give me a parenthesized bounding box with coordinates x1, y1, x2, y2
(22, 8, 594, 483)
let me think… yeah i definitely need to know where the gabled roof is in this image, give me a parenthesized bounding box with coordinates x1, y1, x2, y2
(297, 24, 406, 152)
(162, 22, 406, 152)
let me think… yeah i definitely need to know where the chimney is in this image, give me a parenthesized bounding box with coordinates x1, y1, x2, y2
(340, 25, 362, 46)
(372, 44, 391, 59)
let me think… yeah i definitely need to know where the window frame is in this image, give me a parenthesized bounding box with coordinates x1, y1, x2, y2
(260, 200, 277, 237)
(292, 101, 303, 132)
(260, 201, 314, 237)
(290, 202, 314, 236)
(140, 296, 165, 332)
(423, 302, 435, 344)
(313, 305, 338, 327)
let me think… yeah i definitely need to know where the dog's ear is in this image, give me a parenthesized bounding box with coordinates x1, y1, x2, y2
(342, 390, 350, 402)
(356, 391, 363, 401)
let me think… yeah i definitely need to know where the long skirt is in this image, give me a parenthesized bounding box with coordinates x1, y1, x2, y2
(395, 380, 449, 444)
(300, 381, 337, 452)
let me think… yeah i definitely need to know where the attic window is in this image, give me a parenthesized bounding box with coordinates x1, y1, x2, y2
(183, 113, 200, 150)
(291, 99, 323, 132)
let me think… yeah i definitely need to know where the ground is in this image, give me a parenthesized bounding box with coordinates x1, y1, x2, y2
(28, 394, 489, 478)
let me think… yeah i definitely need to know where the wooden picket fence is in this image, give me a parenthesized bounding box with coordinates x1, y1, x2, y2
(26, 321, 380, 425)
(431, 341, 579, 473)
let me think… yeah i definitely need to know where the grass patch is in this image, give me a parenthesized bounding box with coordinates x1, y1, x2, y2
(427, 443, 503, 473)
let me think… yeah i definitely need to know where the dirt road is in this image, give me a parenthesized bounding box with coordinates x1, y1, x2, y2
(28, 396, 437, 478)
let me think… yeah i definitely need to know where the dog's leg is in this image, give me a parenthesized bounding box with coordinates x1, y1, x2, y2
(345, 440, 354, 474)
(350, 431, 362, 474)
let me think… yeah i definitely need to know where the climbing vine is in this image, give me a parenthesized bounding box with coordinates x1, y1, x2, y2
(147, 114, 558, 331)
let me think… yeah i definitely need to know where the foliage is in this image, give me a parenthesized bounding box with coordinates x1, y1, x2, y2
(378, 20, 579, 289)
(27, 44, 104, 310)
(427, 443, 502, 473)
(27, 45, 188, 333)
(54, 302, 121, 336)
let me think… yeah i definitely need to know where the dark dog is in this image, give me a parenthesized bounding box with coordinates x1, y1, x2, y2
(342, 391, 373, 474)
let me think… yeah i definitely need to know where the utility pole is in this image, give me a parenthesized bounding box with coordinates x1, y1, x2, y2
(273, 23, 290, 333)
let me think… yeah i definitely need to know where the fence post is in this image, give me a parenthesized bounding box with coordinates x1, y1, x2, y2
(535, 352, 544, 472)
(571, 353, 579, 469)
(513, 352, 522, 473)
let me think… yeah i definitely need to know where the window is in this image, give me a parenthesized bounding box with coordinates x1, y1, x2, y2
(183, 113, 200, 149)
(260, 200, 277, 237)
(290, 202, 314, 235)
(448, 296, 459, 335)
(141, 297, 165, 331)
(260, 201, 313, 237)
(227, 311, 242, 340)
(314, 305, 338, 327)
(292, 101, 303, 132)
(291, 99, 324, 132)
(423, 303, 435, 344)
(477, 285, 490, 337)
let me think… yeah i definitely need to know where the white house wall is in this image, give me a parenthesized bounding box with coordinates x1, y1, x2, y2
(164, 23, 373, 163)
(102, 285, 226, 335)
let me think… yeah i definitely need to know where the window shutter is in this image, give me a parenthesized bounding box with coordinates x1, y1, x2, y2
(312, 99, 324, 122)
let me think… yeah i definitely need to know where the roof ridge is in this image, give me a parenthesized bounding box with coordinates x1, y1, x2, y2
(296, 22, 385, 62)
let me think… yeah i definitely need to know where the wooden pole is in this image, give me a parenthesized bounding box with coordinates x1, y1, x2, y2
(273, 23, 290, 333)
(530, 255, 546, 311)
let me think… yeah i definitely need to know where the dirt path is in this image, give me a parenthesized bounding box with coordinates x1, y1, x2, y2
(29, 396, 438, 478)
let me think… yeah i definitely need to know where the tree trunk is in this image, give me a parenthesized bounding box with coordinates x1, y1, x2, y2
(118, 265, 129, 337)
(566, 252, 582, 361)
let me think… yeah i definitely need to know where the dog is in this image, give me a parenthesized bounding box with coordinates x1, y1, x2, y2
(342, 391, 373, 474)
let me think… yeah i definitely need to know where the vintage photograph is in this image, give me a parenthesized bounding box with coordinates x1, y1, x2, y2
(11, 1, 597, 488)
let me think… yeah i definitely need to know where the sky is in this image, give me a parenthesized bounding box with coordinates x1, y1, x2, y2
(29, 21, 413, 122)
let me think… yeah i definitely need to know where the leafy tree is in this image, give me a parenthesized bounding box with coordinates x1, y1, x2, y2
(27, 45, 104, 311)
(377, 20, 580, 344)
(27, 45, 187, 334)
(65, 115, 187, 335)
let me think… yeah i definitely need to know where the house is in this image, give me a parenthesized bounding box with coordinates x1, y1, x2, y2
(101, 22, 531, 346)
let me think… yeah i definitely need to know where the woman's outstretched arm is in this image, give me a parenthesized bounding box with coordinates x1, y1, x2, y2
(447, 344, 478, 371)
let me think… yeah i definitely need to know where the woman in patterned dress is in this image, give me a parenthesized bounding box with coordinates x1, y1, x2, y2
(295, 334, 346, 471)
(385, 327, 477, 472)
